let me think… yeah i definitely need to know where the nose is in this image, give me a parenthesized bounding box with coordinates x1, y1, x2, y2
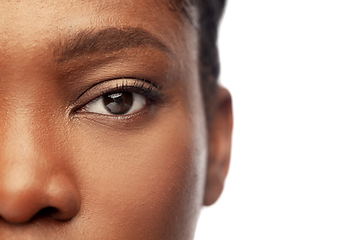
(0, 123, 81, 224)
(0, 170, 81, 223)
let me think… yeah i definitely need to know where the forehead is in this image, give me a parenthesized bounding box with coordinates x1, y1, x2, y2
(0, 0, 192, 55)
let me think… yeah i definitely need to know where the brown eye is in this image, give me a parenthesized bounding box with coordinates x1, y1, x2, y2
(103, 92, 133, 114)
(84, 92, 146, 116)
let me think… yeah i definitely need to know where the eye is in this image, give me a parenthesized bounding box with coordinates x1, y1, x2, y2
(75, 78, 162, 117)
(85, 92, 146, 115)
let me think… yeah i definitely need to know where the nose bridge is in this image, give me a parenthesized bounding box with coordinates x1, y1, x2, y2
(0, 55, 64, 161)
(0, 95, 58, 167)
(0, 40, 71, 182)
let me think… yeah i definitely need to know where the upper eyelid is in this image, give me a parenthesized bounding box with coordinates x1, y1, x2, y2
(77, 78, 159, 100)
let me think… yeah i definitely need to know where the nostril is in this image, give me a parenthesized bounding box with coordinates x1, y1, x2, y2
(29, 207, 59, 222)
(28, 207, 77, 223)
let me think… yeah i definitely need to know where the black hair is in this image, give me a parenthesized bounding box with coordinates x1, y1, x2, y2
(169, 0, 227, 123)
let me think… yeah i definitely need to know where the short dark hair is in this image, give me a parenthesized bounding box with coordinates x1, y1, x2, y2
(169, 0, 227, 123)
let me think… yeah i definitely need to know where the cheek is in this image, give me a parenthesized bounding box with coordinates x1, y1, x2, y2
(67, 105, 207, 239)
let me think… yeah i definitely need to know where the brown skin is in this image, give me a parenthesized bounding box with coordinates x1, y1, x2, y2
(0, 0, 232, 239)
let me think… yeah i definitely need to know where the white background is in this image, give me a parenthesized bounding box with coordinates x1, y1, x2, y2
(195, 0, 360, 239)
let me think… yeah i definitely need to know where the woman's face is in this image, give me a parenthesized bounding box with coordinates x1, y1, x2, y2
(0, 0, 213, 239)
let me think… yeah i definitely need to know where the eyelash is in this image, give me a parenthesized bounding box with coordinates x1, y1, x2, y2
(100, 80, 160, 101)
(75, 78, 162, 116)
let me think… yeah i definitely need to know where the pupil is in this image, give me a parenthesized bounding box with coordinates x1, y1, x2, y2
(103, 92, 133, 114)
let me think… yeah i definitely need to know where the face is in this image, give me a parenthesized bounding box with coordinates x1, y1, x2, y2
(0, 0, 232, 239)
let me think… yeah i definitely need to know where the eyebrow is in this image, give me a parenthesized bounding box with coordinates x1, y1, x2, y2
(54, 27, 172, 63)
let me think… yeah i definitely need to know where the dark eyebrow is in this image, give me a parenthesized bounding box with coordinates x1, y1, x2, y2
(54, 27, 172, 63)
